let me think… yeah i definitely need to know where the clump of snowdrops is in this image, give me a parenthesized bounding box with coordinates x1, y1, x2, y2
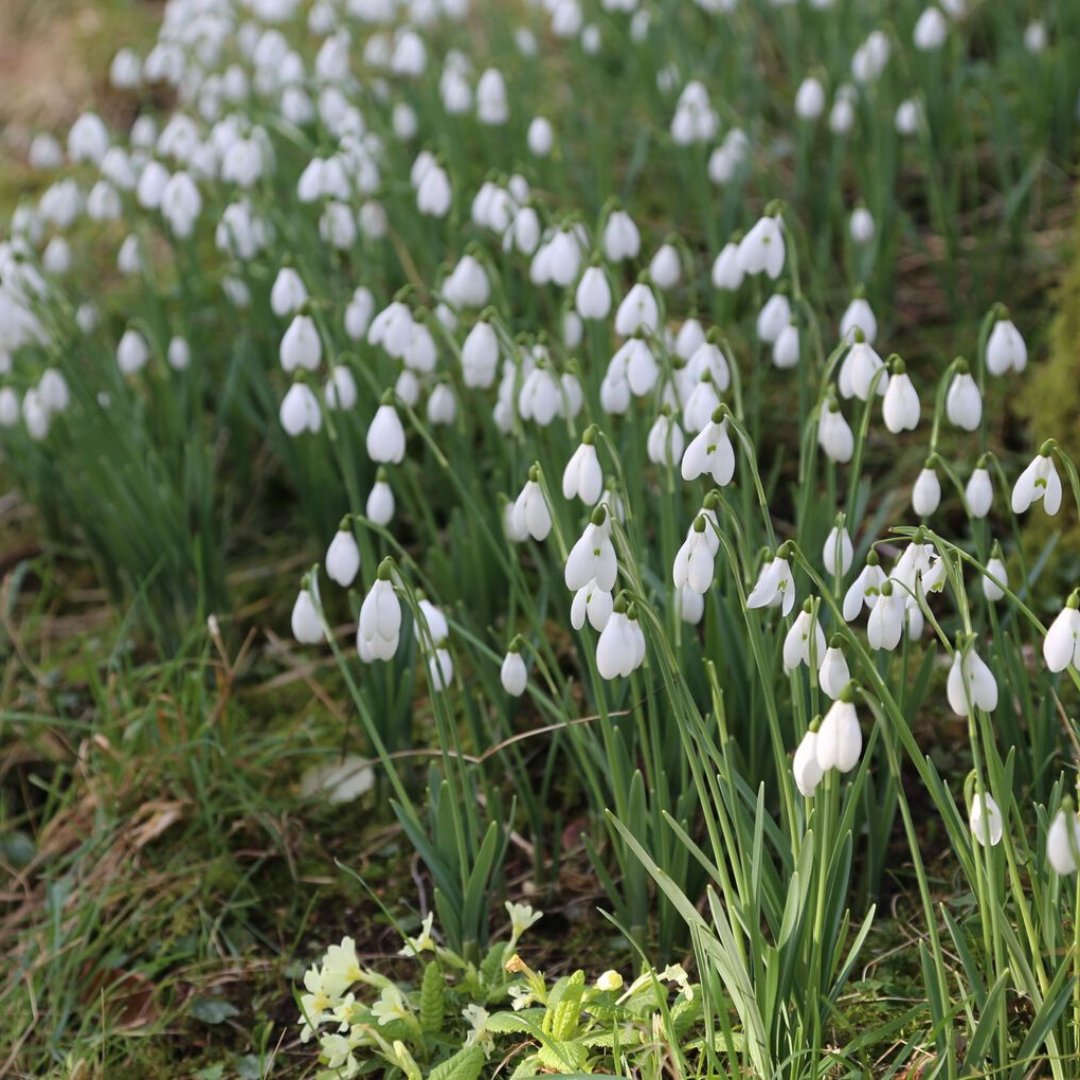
(3, 0, 1080, 1073)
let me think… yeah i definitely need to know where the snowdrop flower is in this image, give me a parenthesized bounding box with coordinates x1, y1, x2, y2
(818, 400, 854, 464)
(291, 586, 325, 644)
(1047, 802, 1080, 875)
(676, 585, 705, 625)
(358, 566, 401, 663)
(982, 552, 1008, 602)
(0, 388, 19, 428)
(839, 335, 888, 401)
(68, 111, 110, 164)
(519, 364, 561, 426)
(829, 84, 857, 134)
(614, 282, 660, 337)
(28, 133, 63, 170)
(682, 411, 735, 486)
(671, 80, 718, 145)
(795, 76, 826, 121)
(326, 367, 358, 411)
(674, 319, 707, 361)
(737, 213, 785, 280)
(686, 338, 731, 392)
(682, 372, 721, 432)
(945, 364, 981, 430)
(477, 68, 509, 124)
(565, 508, 618, 591)
(793, 725, 825, 797)
(571, 578, 614, 631)
(501, 640, 528, 696)
(882, 359, 920, 432)
(596, 602, 645, 679)
(849, 206, 875, 245)
(711, 241, 744, 291)
(22, 391, 49, 441)
(966, 461, 993, 518)
(563, 432, 603, 505)
(395, 370, 420, 408)
(673, 517, 716, 594)
(271, 267, 307, 318)
(839, 296, 877, 345)
(417, 161, 452, 217)
(326, 529, 361, 587)
(867, 582, 905, 651)
(576, 263, 612, 320)
(461, 319, 500, 388)
(912, 463, 941, 517)
(649, 243, 681, 290)
(969, 792, 1003, 848)
(772, 322, 800, 370)
(1043, 595, 1080, 673)
(280, 314, 322, 373)
(37, 369, 69, 414)
(816, 692, 862, 773)
(117, 328, 150, 375)
(42, 238, 71, 276)
(823, 522, 854, 577)
(747, 550, 796, 615)
(819, 641, 851, 700)
(756, 293, 792, 345)
(783, 602, 826, 673)
(947, 641, 998, 715)
(895, 98, 922, 136)
(443, 254, 490, 309)
(367, 473, 395, 526)
(415, 599, 450, 650)
(367, 401, 406, 464)
(280, 382, 322, 436)
(852, 30, 890, 84)
(913, 7, 948, 51)
(603, 209, 640, 262)
(512, 467, 553, 542)
(1023, 20, 1047, 55)
(426, 384, 456, 425)
(1011, 445, 1062, 516)
(647, 410, 685, 466)
(527, 116, 554, 157)
(118, 234, 143, 275)
(985, 313, 1027, 375)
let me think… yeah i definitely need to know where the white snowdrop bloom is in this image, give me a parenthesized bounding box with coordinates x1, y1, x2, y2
(1048, 807, 1080, 875)
(738, 214, 785, 280)
(22, 390, 49, 441)
(515, 25, 539, 54)
(389, 29, 427, 76)
(649, 243, 682, 290)
(985, 316, 1027, 375)
(712, 241, 744, 290)
(280, 383, 322, 436)
(852, 30, 890, 85)
(358, 578, 402, 663)
(816, 697, 862, 772)
(867, 584, 904, 651)
(891, 541, 946, 599)
(117, 328, 150, 375)
(75, 303, 99, 334)
(1011, 449, 1062, 516)
(596, 610, 645, 680)
(819, 645, 851, 700)
(28, 133, 63, 170)
(37, 369, 69, 414)
(476, 68, 509, 124)
(603, 210, 641, 262)
(519, 365, 561, 426)
(671, 80, 718, 145)
(68, 112, 110, 164)
(747, 554, 796, 615)
(783, 605, 827, 673)
(217, 199, 269, 260)
(618, 338, 659, 396)
(507, 205, 541, 256)
(849, 206, 875, 246)
(565, 512, 618, 592)
(417, 162, 452, 217)
(117, 234, 143, 275)
(320, 201, 358, 249)
(393, 103, 418, 140)
(946, 370, 982, 430)
(344, 288, 376, 342)
(280, 315, 322, 373)
(674, 319, 706, 361)
(395, 369, 420, 408)
(135, 159, 169, 210)
(793, 728, 825, 797)
(161, 171, 201, 237)
(297, 159, 326, 203)
(829, 85, 857, 135)
(773, 323, 800, 370)
(439, 65, 473, 115)
(676, 586, 705, 625)
(969, 793, 1003, 847)
(271, 268, 307, 318)
(461, 320, 499, 389)
(368, 302, 414, 358)
(823, 525, 854, 576)
(527, 116, 554, 157)
(563, 439, 603, 505)
(415, 599, 450, 648)
(614, 283, 660, 337)
(426, 384, 456, 425)
(559, 372, 585, 419)
(0, 388, 19, 428)
(42, 238, 71, 276)
(687, 340, 731, 392)
(165, 335, 192, 373)
(912, 465, 941, 517)
(402, 323, 437, 374)
(326, 367, 359, 411)
(673, 518, 716, 594)
(966, 465, 993, 518)
(366, 402, 407, 464)
(1024, 20, 1047, 55)
(647, 412, 686, 466)
(818, 402, 854, 464)
(291, 587, 325, 644)
(895, 98, 922, 136)
(571, 578, 615, 632)
(39, 178, 82, 227)
(326, 530, 361, 587)
(1043, 600, 1080, 673)
(682, 415, 735, 486)
(443, 255, 490, 309)
(913, 6, 948, 50)
(86, 180, 121, 221)
(367, 477, 395, 526)
(580, 23, 602, 54)
(982, 555, 1008, 602)
(550, 0, 583, 38)
(947, 646, 998, 715)
(839, 297, 878, 345)
(843, 556, 887, 620)
(756, 293, 792, 345)
(546, 228, 585, 287)
(882, 365, 920, 431)
(501, 648, 528, 696)
(512, 475, 552, 542)
(576, 264, 611, 320)
(795, 76, 826, 121)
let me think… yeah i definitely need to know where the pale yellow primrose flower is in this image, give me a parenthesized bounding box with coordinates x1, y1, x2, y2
(398, 911, 437, 957)
(321, 1033, 360, 1078)
(323, 937, 363, 997)
(463, 1004, 494, 1053)
(372, 984, 412, 1026)
(596, 969, 623, 992)
(505, 901, 543, 946)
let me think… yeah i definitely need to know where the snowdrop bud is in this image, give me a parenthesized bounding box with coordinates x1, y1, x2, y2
(737, 213, 785, 279)
(829, 87, 857, 134)
(682, 412, 735, 486)
(818, 400, 854, 464)
(882, 358, 920, 432)
(913, 7, 948, 51)
(417, 162, 452, 217)
(867, 582, 904, 650)
(42, 238, 71, 275)
(563, 432, 603, 505)
(849, 206, 875, 245)
(1024, 20, 1047, 55)
(68, 112, 110, 164)
(367, 401, 406, 464)
(674, 319, 706, 361)
(793, 725, 825, 797)
(428, 647, 455, 688)
(711, 241, 744, 291)
(649, 243, 681, 290)
(967, 791, 1003, 847)
(912, 462, 941, 517)
(772, 322, 800, 370)
(367, 473, 395, 526)
(477, 68, 509, 124)
(163, 335, 190, 372)
(117, 328, 150, 375)
(596, 603, 644, 680)
(512, 467, 553, 542)
(1011, 446, 1062, 515)
(945, 364, 981, 430)
(280, 314, 322, 372)
(985, 313, 1027, 375)
(344, 288, 375, 342)
(783, 601, 826, 673)
(647, 411, 685, 466)
(395, 370, 420, 408)
(291, 586, 325, 644)
(1043, 596, 1080, 673)
(565, 508, 618, 591)
(895, 98, 922, 136)
(358, 565, 401, 662)
(527, 116, 554, 157)
(326, 528, 361, 587)
(1047, 802, 1080, 875)
(576, 263, 612, 320)
(280, 382, 322, 436)
(615, 282, 659, 337)
(842, 336, 889, 400)
(0, 388, 19, 427)
(966, 462, 993, 518)
(823, 523, 854, 576)
(946, 642, 998, 715)
(816, 693, 862, 773)
(795, 76, 826, 121)
(118, 234, 143, 275)
(756, 293, 791, 345)
(501, 640, 528, 696)
(983, 553, 1007, 602)
(819, 641, 851, 700)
